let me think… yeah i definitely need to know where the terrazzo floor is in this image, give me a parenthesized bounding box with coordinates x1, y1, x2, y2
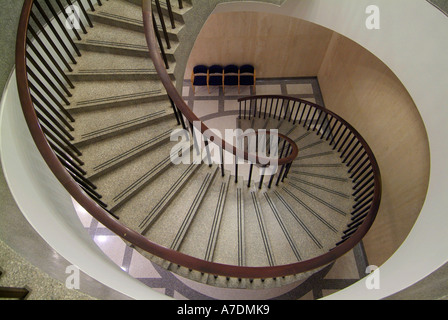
(74, 77, 372, 300)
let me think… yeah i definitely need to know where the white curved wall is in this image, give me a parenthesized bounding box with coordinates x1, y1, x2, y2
(213, 0, 448, 299)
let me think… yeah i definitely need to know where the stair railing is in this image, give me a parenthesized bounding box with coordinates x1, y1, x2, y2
(143, 1, 298, 171)
(14, 0, 381, 281)
(142, 0, 381, 275)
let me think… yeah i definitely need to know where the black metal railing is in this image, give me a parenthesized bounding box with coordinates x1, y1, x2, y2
(17, 0, 113, 215)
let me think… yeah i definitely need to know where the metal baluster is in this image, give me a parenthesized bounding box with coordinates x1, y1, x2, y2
(76, 0, 93, 27)
(33, 1, 77, 64)
(44, 0, 81, 56)
(152, 9, 169, 69)
(248, 163, 254, 188)
(165, 0, 176, 29)
(154, 0, 171, 49)
(29, 12, 73, 71)
(56, 0, 82, 40)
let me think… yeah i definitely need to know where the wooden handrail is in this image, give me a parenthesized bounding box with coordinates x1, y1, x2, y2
(14, 0, 381, 280)
(141, 1, 297, 168)
(141, 0, 381, 275)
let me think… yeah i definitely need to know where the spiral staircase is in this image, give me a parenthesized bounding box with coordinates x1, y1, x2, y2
(11, 0, 384, 296)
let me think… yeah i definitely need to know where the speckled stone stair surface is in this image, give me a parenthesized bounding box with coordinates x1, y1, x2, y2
(64, 0, 360, 291)
(68, 50, 174, 81)
(65, 79, 168, 112)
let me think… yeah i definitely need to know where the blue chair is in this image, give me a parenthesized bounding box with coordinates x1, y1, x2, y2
(223, 64, 239, 94)
(207, 65, 223, 93)
(191, 65, 208, 94)
(239, 64, 256, 93)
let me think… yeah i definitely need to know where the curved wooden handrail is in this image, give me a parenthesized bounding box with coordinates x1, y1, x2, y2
(141, 1, 298, 167)
(235, 130, 299, 166)
(14, 0, 381, 280)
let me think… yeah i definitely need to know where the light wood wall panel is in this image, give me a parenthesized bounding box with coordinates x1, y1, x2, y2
(318, 33, 430, 266)
(185, 11, 334, 79)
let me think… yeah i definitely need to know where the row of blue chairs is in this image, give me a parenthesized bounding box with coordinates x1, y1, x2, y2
(191, 64, 256, 94)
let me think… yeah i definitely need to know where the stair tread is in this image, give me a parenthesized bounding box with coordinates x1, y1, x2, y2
(110, 159, 191, 231)
(66, 79, 167, 111)
(242, 186, 272, 267)
(178, 173, 231, 262)
(268, 189, 328, 258)
(78, 116, 178, 177)
(91, 139, 181, 209)
(74, 21, 179, 55)
(212, 179, 244, 267)
(68, 50, 175, 78)
(91, 0, 145, 27)
(72, 101, 172, 143)
(274, 187, 347, 252)
(142, 164, 215, 242)
(258, 190, 303, 266)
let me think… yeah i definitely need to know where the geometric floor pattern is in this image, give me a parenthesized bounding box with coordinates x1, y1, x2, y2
(74, 77, 371, 300)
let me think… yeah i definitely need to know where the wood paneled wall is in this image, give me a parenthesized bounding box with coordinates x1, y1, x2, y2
(318, 33, 430, 266)
(185, 11, 334, 79)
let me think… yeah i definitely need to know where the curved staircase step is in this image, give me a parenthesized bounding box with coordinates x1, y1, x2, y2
(90, 139, 182, 211)
(74, 21, 178, 57)
(178, 173, 231, 263)
(140, 164, 218, 253)
(72, 102, 174, 146)
(78, 116, 179, 179)
(66, 80, 167, 112)
(89, 0, 146, 32)
(67, 50, 175, 81)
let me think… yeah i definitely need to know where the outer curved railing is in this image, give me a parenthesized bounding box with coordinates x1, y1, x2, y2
(142, 0, 381, 273)
(15, 0, 381, 281)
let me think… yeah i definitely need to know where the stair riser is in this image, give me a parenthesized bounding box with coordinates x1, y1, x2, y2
(90, 13, 181, 43)
(89, 14, 145, 33)
(75, 42, 152, 58)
